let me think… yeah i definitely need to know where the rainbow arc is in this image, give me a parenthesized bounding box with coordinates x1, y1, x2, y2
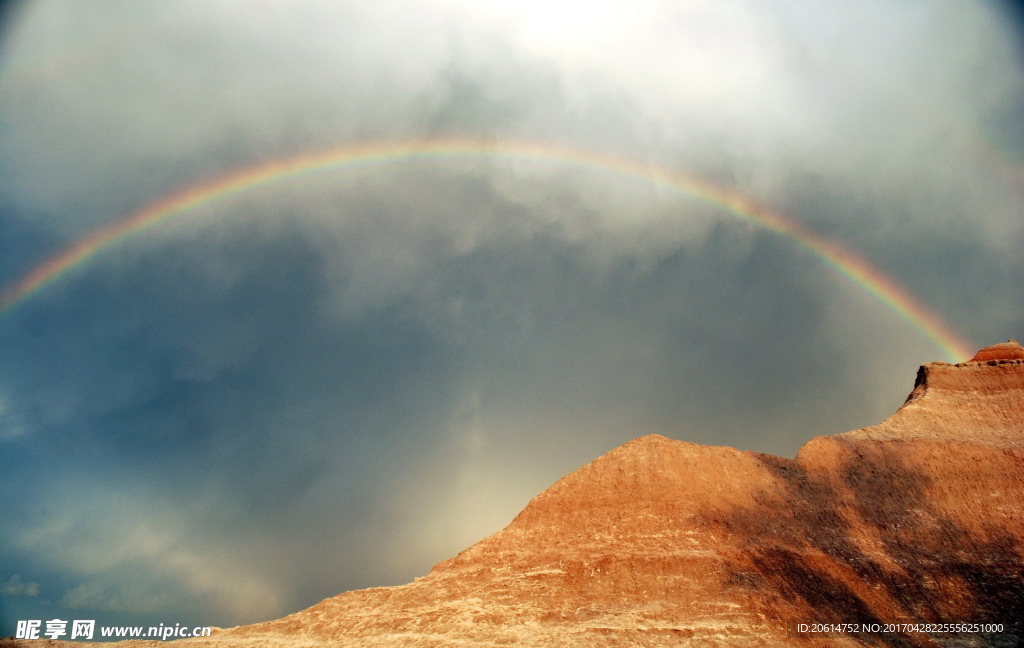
(0, 138, 974, 362)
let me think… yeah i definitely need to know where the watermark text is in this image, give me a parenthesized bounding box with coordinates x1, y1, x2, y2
(16, 619, 212, 641)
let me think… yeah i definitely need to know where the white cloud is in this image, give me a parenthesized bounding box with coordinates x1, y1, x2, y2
(1, 574, 40, 597)
(0, 391, 26, 441)
(14, 482, 282, 622)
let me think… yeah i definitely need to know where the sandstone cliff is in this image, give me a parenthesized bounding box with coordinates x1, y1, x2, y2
(8, 343, 1024, 647)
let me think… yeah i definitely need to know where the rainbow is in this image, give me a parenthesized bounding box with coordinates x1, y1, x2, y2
(0, 138, 974, 362)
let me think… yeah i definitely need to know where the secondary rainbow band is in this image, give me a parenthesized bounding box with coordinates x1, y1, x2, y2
(0, 138, 974, 362)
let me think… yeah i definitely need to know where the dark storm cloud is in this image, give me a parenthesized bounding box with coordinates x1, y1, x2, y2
(1, 0, 1023, 633)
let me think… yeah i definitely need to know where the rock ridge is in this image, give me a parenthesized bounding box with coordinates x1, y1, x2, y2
(839, 342, 1024, 446)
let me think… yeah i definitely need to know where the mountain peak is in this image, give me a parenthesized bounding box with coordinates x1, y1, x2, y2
(969, 339, 1024, 362)
(118, 346, 1023, 647)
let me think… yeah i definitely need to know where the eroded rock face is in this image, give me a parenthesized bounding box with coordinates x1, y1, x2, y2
(18, 345, 1024, 647)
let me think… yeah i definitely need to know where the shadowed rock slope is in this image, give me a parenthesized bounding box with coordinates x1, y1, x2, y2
(12, 343, 1024, 647)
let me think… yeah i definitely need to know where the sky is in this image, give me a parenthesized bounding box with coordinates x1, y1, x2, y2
(1, 0, 1023, 635)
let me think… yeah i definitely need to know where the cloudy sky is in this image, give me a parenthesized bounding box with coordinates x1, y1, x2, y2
(1, 0, 1023, 634)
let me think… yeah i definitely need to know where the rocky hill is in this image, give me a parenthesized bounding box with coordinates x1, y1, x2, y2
(8, 342, 1024, 647)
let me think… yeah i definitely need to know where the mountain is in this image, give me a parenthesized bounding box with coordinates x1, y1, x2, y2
(10, 342, 1024, 647)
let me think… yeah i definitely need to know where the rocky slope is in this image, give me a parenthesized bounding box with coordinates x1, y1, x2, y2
(8, 342, 1024, 647)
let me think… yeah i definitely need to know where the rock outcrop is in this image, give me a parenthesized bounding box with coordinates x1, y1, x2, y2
(968, 339, 1024, 362)
(10, 343, 1023, 647)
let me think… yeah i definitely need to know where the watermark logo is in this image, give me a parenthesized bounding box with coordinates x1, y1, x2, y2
(16, 619, 211, 641)
(71, 619, 97, 639)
